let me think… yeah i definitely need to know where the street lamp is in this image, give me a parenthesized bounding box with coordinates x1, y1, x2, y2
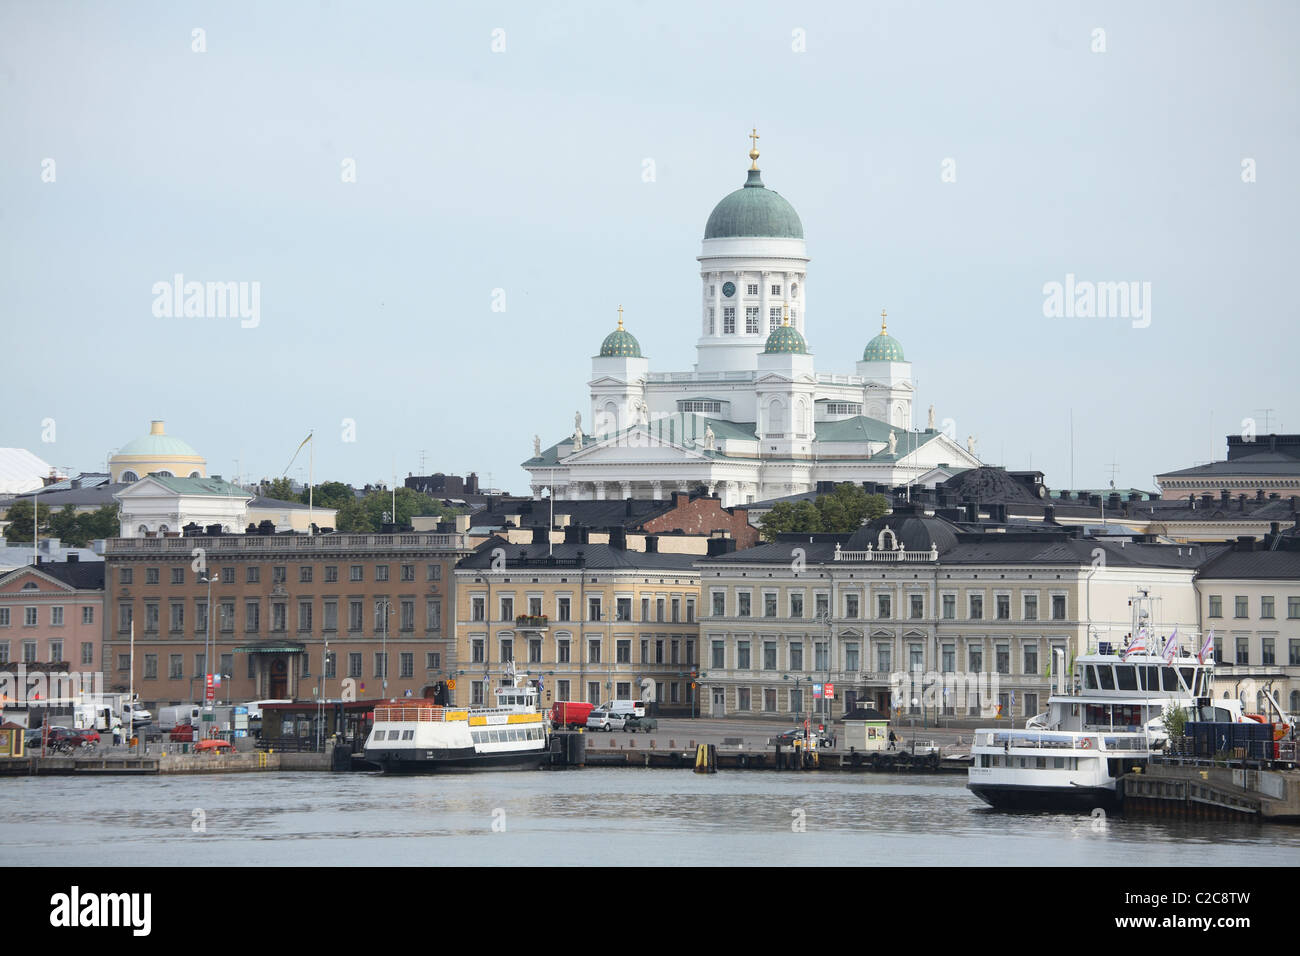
(783, 674, 811, 747)
(376, 599, 394, 697)
(817, 607, 833, 733)
(198, 569, 217, 710)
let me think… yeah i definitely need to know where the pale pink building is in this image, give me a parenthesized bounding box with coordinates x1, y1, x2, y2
(0, 557, 105, 670)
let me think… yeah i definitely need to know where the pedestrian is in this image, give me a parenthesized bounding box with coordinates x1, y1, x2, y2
(888, 730, 897, 751)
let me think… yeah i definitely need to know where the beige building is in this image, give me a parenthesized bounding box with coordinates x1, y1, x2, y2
(109, 421, 206, 483)
(1196, 540, 1300, 714)
(453, 538, 701, 714)
(696, 506, 1212, 723)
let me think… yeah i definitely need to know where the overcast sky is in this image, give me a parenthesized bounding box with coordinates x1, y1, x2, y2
(3, 1, 1296, 495)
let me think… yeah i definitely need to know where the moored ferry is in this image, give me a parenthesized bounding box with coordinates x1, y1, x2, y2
(364, 679, 549, 774)
(968, 593, 1241, 812)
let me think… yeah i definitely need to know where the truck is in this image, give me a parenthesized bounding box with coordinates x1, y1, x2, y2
(73, 701, 122, 735)
(550, 701, 594, 730)
(163, 704, 250, 741)
(158, 705, 203, 732)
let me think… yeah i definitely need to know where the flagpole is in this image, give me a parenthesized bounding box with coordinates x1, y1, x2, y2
(308, 431, 314, 535)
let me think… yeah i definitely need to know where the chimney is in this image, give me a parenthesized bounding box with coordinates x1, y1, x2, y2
(67, 553, 79, 563)
(645, 535, 659, 553)
(531, 526, 548, 545)
(607, 527, 627, 551)
(1257, 489, 1266, 501)
(71, 479, 81, 490)
(707, 537, 737, 556)
(455, 514, 471, 533)
(1236, 536, 1255, 552)
(1200, 493, 1214, 508)
(150, 420, 165, 436)
(1220, 489, 1231, 504)
(1238, 494, 1248, 512)
(1044, 505, 1056, 523)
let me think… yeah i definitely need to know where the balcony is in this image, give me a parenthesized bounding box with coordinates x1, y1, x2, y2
(515, 615, 549, 631)
(835, 543, 938, 563)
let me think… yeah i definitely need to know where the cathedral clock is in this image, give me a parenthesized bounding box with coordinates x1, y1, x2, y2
(722, 281, 736, 297)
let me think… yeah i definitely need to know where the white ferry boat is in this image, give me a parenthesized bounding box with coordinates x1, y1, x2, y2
(968, 595, 1240, 812)
(364, 678, 549, 774)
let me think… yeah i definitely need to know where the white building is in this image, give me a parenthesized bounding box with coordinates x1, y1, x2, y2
(524, 139, 980, 507)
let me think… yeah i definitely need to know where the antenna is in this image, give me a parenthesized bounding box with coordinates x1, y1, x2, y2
(418, 449, 428, 475)
(1253, 408, 1275, 433)
(1106, 458, 1120, 489)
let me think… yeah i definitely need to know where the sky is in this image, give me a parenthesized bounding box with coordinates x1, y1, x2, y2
(2, 0, 1297, 496)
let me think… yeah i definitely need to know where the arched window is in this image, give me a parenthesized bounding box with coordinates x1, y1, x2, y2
(1291, 691, 1300, 714)
(768, 398, 787, 435)
(158, 525, 169, 533)
(121, 471, 139, 483)
(156, 471, 173, 478)
(137, 524, 149, 534)
(189, 471, 201, 478)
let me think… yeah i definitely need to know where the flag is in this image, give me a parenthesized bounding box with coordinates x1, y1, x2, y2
(1199, 629, 1215, 664)
(1162, 628, 1178, 664)
(282, 432, 313, 475)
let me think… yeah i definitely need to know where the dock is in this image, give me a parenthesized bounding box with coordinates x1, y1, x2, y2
(1121, 758, 1300, 823)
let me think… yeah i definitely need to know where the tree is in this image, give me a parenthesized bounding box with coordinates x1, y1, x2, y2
(759, 484, 890, 541)
(334, 487, 459, 533)
(263, 477, 295, 502)
(2, 499, 51, 542)
(300, 481, 355, 511)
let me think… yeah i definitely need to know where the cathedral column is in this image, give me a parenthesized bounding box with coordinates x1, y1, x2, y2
(594, 482, 607, 501)
(530, 484, 544, 500)
(761, 271, 770, 335)
(619, 481, 631, 500)
(706, 481, 717, 498)
(651, 480, 663, 501)
(712, 272, 723, 338)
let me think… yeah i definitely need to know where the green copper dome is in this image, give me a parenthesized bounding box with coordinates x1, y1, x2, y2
(704, 169, 804, 240)
(763, 322, 808, 354)
(598, 315, 642, 357)
(862, 311, 904, 361)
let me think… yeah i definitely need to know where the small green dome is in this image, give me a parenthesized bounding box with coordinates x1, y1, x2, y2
(598, 314, 642, 357)
(862, 311, 904, 361)
(704, 169, 804, 240)
(764, 322, 807, 354)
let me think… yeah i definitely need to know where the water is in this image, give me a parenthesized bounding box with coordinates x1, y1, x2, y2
(3, 771, 1298, 866)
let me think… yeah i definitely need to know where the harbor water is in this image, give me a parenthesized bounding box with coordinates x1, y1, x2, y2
(3, 770, 1298, 866)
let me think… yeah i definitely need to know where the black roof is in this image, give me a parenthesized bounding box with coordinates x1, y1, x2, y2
(3, 560, 105, 590)
(1196, 546, 1300, 580)
(457, 537, 700, 572)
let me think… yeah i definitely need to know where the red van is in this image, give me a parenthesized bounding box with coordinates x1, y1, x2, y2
(550, 701, 594, 730)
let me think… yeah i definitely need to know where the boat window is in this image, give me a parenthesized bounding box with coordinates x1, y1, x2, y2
(1161, 667, 1180, 692)
(1178, 667, 1196, 690)
(402, 730, 414, 740)
(1140, 666, 1160, 691)
(1053, 757, 1064, 769)
(1115, 666, 1138, 691)
(1097, 666, 1115, 690)
(1084, 666, 1098, 690)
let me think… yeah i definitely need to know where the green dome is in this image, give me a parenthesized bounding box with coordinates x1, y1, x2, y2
(862, 333, 904, 362)
(598, 317, 642, 357)
(763, 322, 807, 354)
(704, 169, 804, 240)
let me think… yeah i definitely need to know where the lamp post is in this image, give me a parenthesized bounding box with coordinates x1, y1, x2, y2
(817, 608, 833, 733)
(376, 599, 394, 698)
(783, 674, 810, 747)
(199, 569, 216, 710)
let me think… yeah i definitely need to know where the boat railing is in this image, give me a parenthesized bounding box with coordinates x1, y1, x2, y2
(372, 705, 450, 722)
(976, 730, 1151, 752)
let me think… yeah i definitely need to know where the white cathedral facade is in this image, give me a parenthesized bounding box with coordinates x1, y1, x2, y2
(524, 138, 981, 508)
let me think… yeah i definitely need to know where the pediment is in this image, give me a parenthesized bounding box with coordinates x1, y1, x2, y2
(562, 427, 710, 464)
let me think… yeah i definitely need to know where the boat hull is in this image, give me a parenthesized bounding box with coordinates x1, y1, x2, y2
(967, 781, 1119, 813)
(365, 746, 547, 774)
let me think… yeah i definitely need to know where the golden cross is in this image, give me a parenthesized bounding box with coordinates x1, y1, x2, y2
(617, 304, 624, 329)
(749, 128, 760, 151)
(749, 128, 760, 169)
(880, 308, 888, 334)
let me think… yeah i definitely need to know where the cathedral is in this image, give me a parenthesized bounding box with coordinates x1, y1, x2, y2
(524, 135, 981, 507)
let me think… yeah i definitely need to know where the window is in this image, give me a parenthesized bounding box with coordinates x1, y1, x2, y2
(824, 402, 862, 415)
(350, 565, 363, 582)
(499, 639, 514, 663)
(325, 565, 338, 583)
(969, 594, 983, 620)
(711, 640, 725, 669)
(1236, 637, 1249, 665)
(941, 644, 955, 673)
(471, 597, 485, 622)
(324, 653, 337, 678)
(1051, 595, 1066, 620)
(171, 567, 184, 585)
(146, 568, 160, 585)
(996, 646, 1010, 675)
(120, 568, 133, 585)
(789, 641, 803, 671)
(22, 641, 36, 662)
(168, 603, 182, 633)
(118, 604, 133, 633)
(996, 595, 1010, 620)
(219, 601, 234, 632)
(425, 652, 439, 672)
(1234, 596, 1248, 618)
(349, 601, 363, 632)
(877, 645, 891, 673)
(616, 597, 632, 621)
(0, 609, 8, 627)
(790, 593, 804, 618)
(426, 600, 441, 632)
(529, 639, 542, 664)
(48, 640, 63, 663)
(679, 399, 724, 414)
(221, 567, 234, 584)
(723, 307, 736, 333)
(1024, 594, 1038, 620)
(764, 593, 777, 617)
(193, 653, 206, 678)
(845, 594, 860, 618)
(375, 566, 389, 583)
(738, 593, 751, 617)
(1261, 596, 1275, 619)
(736, 687, 751, 711)
(194, 601, 207, 634)
(245, 602, 260, 632)
(969, 647, 983, 673)
(527, 596, 542, 617)
(671, 598, 680, 622)
(557, 639, 570, 663)
(169, 654, 183, 680)
(771, 283, 782, 296)
(273, 566, 287, 584)
(686, 598, 695, 623)
(300, 566, 313, 583)
(763, 641, 777, 670)
(707, 308, 715, 334)
(746, 282, 758, 296)
(51, 606, 64, 626)
(557, 597, 571, 622)
(815, 642, 829, 671)
(1024, 645, 1038, 675)
(298, 601, 313, 632)
(271, 602, 287, 632)
(712, 592, 725, 617)
(246, 567, 260, 584)
(745, 307, 759, 334)
(375, 653, 388, 678)
(617, 640, 631, 664)
(587, 597, 602, 622)
(81, 642, 93, 665)
(909, 594, 923, 619)
(1290, 640, 1300, 667)
(877, 594, 891, 619)
(1289, 597, 1300, 619)
(942, 594, 956, 620)
(844, 642, 859, 672)
(1262, 638, 1275, 666)
(142, 654, 157, 679)
(400, 564, 415, 582)
(427, 563, 442, 582)
(143, 603, 158, 632)
(588, 639, 601, 664)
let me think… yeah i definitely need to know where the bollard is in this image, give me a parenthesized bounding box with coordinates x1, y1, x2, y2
(649, 740, 655, 750)
(693, 743, 717, 774)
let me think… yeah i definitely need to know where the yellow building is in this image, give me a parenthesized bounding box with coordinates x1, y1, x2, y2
(110, 421, 206, 483)
(453, 539, 701, 714)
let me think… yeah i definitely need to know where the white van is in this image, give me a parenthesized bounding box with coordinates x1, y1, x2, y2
(158, 705, 202, 732)
(601, 699, 645, 718)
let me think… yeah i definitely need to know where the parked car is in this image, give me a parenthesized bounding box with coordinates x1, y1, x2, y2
(601, 699, 646, 717)
(623, 715, 658, 733)
(44, 726, 99, 751)
(770, 728, 831, 748)
(585, 709, 627, 732)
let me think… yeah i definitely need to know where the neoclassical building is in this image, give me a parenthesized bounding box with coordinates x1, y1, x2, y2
(524, 137, 979, 507)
